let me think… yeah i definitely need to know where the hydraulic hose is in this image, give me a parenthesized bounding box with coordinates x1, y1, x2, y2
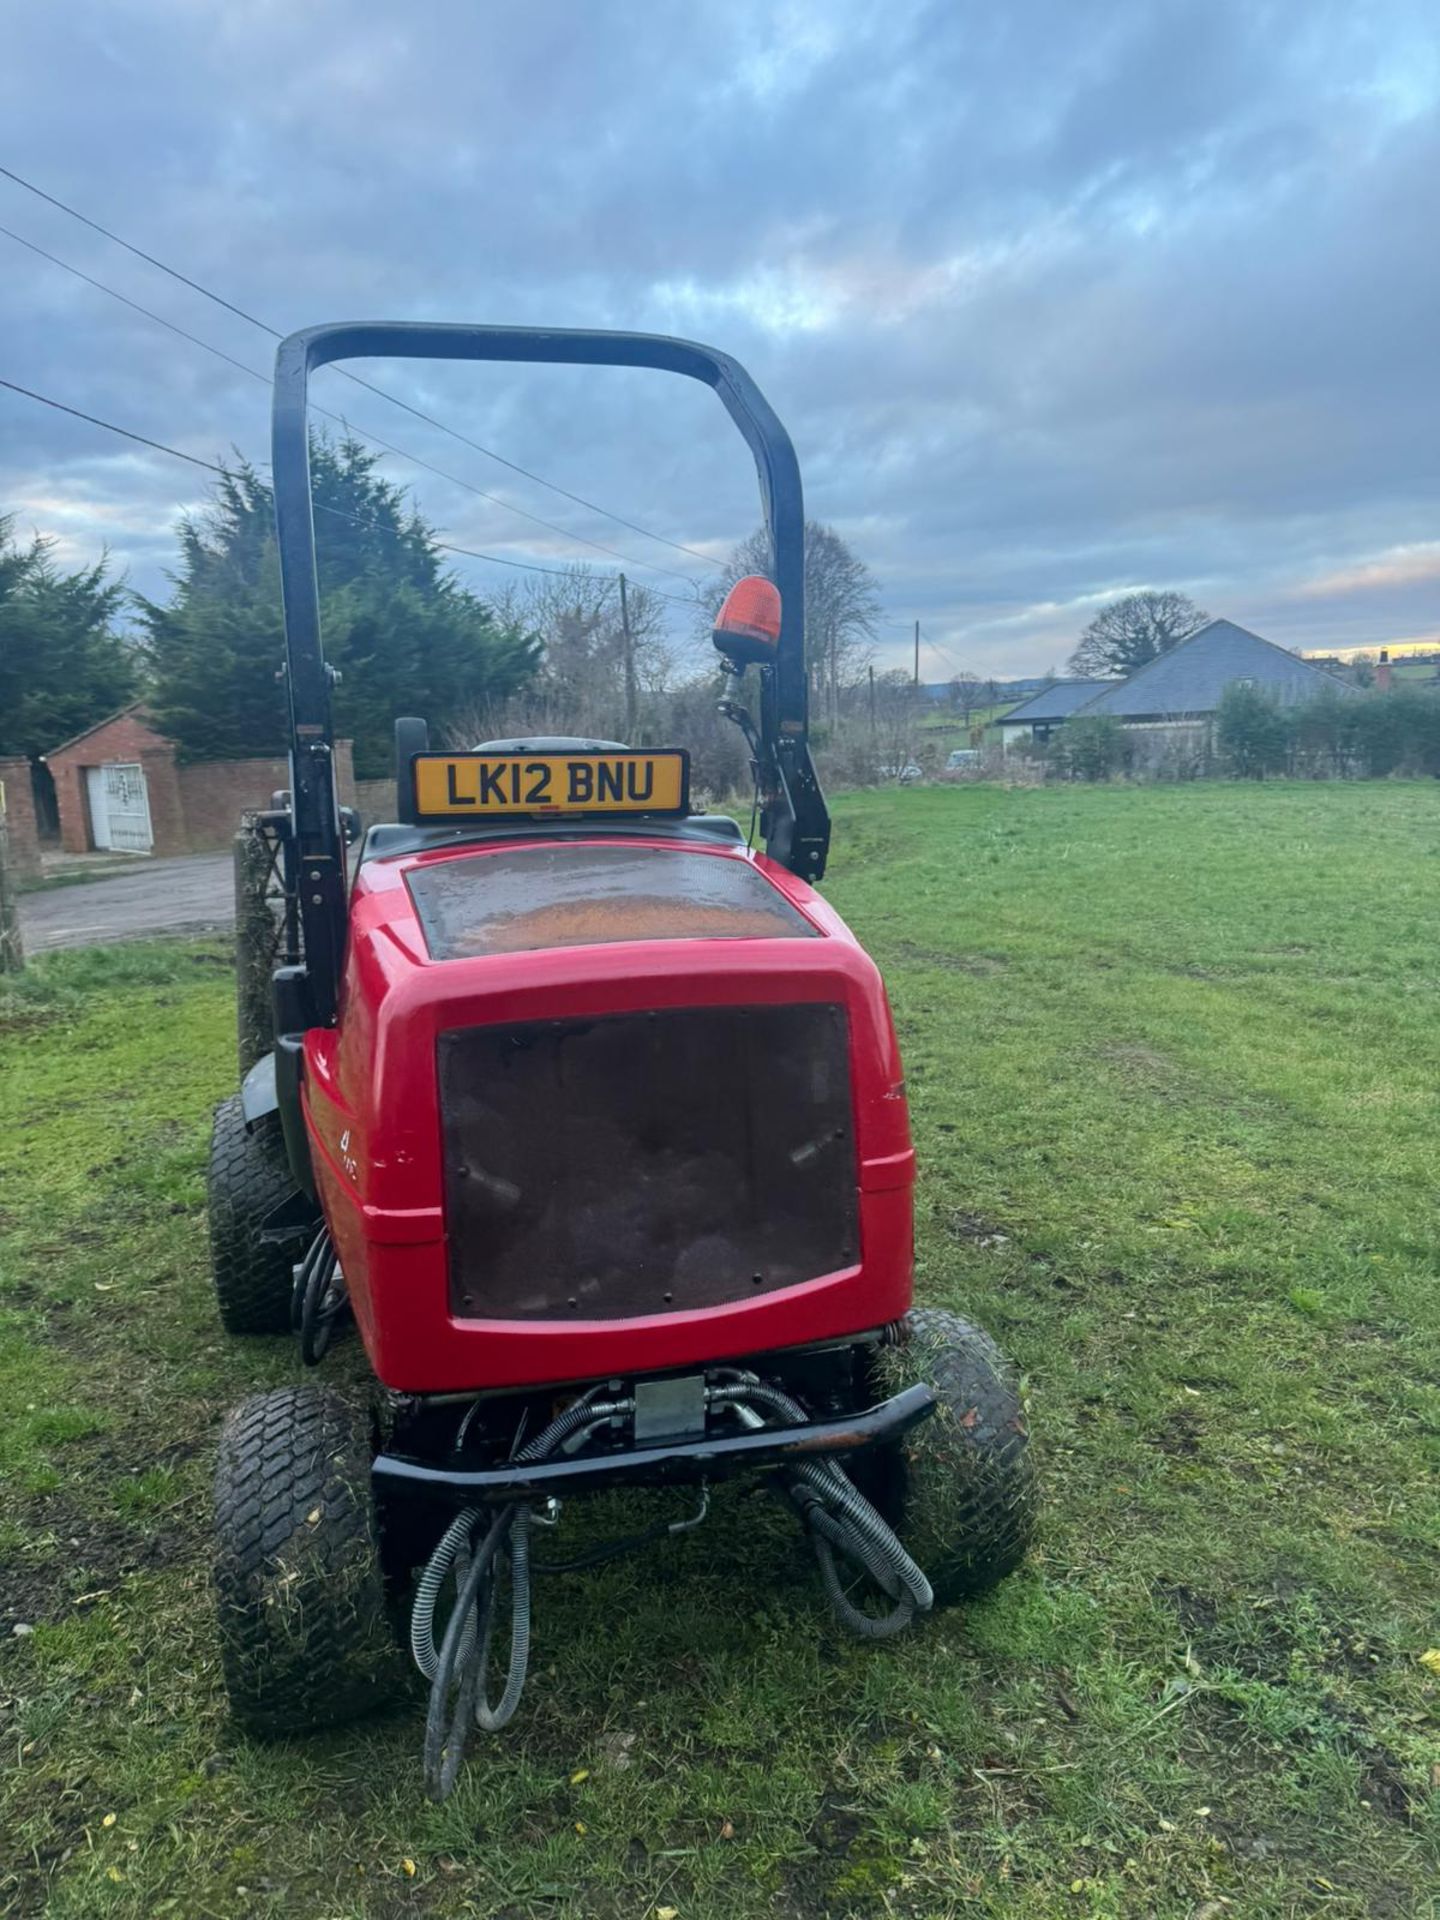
(293, 1225, 346, 1366)
(421, 1505, 514, 1801)
(416, 1393, 633, 1800)
(709, 1377, 933, 1636)
(474, 1506, 530, 1730)
(410, 1506, 481, 1681)
(413, 1374, 929, 1798)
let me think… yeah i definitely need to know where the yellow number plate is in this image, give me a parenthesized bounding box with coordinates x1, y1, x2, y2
(411, 750, 690, 818)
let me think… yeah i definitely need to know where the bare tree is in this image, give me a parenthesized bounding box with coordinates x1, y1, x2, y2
(459, 565, 674, 743)
(949, 672, 985, 727)
(1068, 590, 1209, 678)
(872, 669, 922, 777)
(701, 520, 879, 724)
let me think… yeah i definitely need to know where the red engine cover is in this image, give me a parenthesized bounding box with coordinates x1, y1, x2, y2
(302, 834, 915, 1393)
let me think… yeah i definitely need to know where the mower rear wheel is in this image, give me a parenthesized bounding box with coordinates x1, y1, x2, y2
(213, 1385, 392, 1735)
(872, 1308, 1036, 1606)
(208, 1093, 299, 1334)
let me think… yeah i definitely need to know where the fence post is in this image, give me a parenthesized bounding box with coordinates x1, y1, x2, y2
(0, 793, 24, 974)
(234, 821, 274, 1075)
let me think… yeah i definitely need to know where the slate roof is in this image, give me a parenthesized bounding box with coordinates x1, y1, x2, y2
(996, 680, 1116, 725)
(1075, 620, 1354, 720)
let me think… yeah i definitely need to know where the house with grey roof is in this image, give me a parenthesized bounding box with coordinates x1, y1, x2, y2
(1076, 620, 1351, 721)
(999, 620, 1354, 764)
(995, 679, 1115, 745)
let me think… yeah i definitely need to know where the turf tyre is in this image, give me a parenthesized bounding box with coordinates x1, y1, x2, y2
(213, 1385, 391, 1735)
(208, 1093, 298, 1334)
(873, 1308, 1036, 1606)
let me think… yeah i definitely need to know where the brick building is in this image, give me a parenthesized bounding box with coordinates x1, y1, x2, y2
(0, 757, 43, 879)
(44, 705, 357, 857)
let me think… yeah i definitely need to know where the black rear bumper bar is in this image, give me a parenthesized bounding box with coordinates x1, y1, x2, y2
(372, 1384, 935, 1506)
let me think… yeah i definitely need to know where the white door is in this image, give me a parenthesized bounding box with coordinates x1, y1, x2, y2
(88, 762, 153, 853)
(85, 766, 111, 849)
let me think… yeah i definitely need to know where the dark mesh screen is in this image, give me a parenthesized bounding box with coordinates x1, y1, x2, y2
(440, 1004, 857, 1319)
(409, 844, 817, 959)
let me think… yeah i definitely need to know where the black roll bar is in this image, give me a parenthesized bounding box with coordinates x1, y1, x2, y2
(271, 322, 830, 1023)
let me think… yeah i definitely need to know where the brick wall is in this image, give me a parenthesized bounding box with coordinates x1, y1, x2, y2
(141, 748, 190, 856)
(175, 741, 357, 850)
(0, 757, 43, 879)
(351, 776, 397, 828)
(51, 758, 89, 853)
(176, 756, 292, 850)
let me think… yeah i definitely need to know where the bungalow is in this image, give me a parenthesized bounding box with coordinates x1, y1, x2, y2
(999, 620, 1354, 761)
(995, 678, 1116, 746)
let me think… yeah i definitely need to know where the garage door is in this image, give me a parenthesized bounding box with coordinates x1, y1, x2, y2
(87, 763, 153, 853)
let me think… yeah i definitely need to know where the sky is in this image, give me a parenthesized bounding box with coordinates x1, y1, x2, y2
(1, 0, 1436, 681)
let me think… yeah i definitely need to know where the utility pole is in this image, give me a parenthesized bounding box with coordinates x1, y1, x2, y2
(868, 663, 877, 762)
(618, 573, 638, 743)
(913, 619, 920, 689)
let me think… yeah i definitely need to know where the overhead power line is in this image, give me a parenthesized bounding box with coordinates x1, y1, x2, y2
(0, 163, 725, 571)
(1, 222, 272, 389)
(0, 219, 702, 590)
(884, 617, 966, 680)
(0, 373, 696, 598)
(0, 375, 228, 475)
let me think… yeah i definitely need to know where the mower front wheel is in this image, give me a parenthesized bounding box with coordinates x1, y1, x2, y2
(207, 1093, 300, 1334)
(213, 1385, 393, 1735)
(873, 1308, 1037, 1606)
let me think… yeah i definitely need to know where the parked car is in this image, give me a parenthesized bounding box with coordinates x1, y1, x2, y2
(945, 749, 982, 771)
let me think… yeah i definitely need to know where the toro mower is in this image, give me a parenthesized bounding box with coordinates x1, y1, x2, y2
(208, 323, 1035, 1798)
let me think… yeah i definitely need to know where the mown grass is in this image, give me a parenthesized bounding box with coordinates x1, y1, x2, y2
(1, 783, 1437, 1919)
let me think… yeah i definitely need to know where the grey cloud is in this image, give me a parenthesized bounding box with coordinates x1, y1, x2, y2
(1, 0, 1435, 676)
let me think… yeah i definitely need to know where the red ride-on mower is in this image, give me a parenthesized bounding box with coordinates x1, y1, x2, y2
(208, 323, 1036, 1797)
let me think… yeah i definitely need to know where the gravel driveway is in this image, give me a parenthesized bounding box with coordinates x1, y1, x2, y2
(18, 853, 234, 953)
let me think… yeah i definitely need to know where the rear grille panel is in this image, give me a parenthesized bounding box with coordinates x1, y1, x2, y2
(440, 1004, 857, 1320)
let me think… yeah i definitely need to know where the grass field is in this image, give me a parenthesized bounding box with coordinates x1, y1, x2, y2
(2, 782, 1438, 1919)
(916, 701, 1019, 757)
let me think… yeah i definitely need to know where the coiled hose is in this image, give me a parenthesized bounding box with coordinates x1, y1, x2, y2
(292, 1226, 346, 1367)
(709, 1376, 933, 1637)
(415, 1392, 631, 1800)
(412, 1374, 930, 1797)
